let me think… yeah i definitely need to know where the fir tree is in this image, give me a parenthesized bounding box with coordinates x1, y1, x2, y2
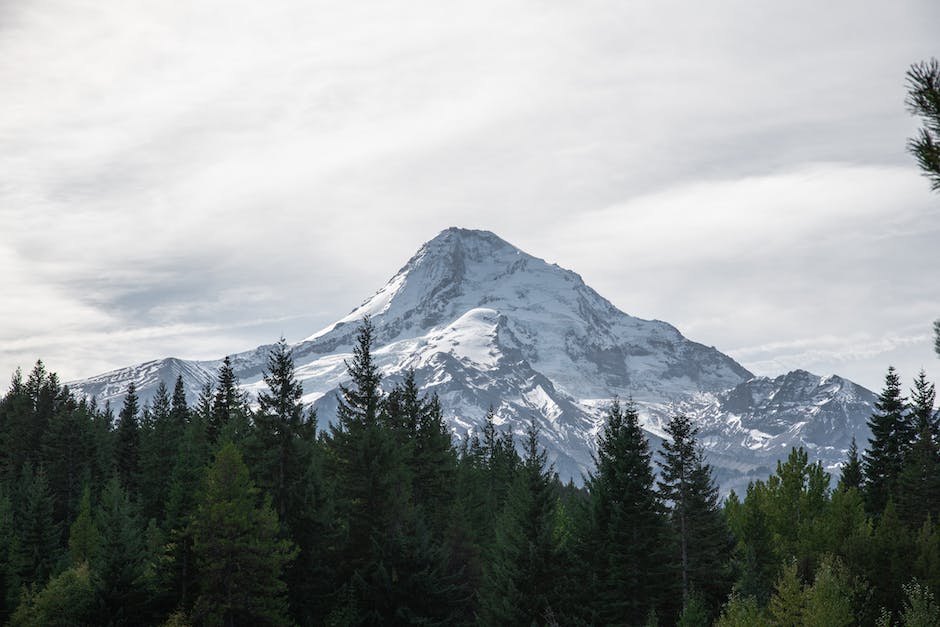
(10, 561, 96, 627)
(247, 338, 332, 624)
(115, 382, 141, 495)
(160, 412, 209, 614)
(838, 437, 863, 492)
(864, 367, 908, 515)
(249, 338, 315, 522)
(67, 484, 99, 566)
(40, 392, 94, 528)
(191, 443, 295, 627)
(209, 356, 250, 445)
(0, 483, 21, 622)
(94, 477, 151, 625)
(325, 317, 410, 572)
(13, 464, 60, 590)
(657, 413, 733, 614)
(170, 375, 190, 427)
(587, 399, 674, 624)
(478, 420, 562, 625)
(139, 380, 177, 522)
(767, 561, 803, 627)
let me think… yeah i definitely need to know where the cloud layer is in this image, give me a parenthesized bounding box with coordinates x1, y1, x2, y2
(2, 0, 938, 391)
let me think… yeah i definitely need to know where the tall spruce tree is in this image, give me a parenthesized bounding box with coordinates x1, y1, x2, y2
(93, 477, 152, 625)
(13, 464, 60, 591)
(191, 443, 295, 627)
(208, 357, 249, 444)
(587, 399, 674, 624)
(323, 317, 411, 611)
(863, 366, 908, 515)
(115, 382, 141, 495)
(657, 413, 733, 616)
(838, 437, 864, 492)
(478, 420, 563, 625)
(139, 380, 177, 522)
(898, 371, 940, 527)
(249, 338, 315, 522)
(247, 337, 332, 625)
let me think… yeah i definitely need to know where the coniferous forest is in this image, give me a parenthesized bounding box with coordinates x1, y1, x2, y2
(1, 317, 939, 626)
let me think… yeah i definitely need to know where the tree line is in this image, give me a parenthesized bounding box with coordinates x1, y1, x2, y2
(0, 317, 938, 625)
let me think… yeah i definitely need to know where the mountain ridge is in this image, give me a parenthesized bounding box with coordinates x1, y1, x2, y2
(68, 227, 874, 490)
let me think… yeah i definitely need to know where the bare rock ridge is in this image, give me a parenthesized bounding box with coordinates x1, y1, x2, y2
(69, 227, 875, 491)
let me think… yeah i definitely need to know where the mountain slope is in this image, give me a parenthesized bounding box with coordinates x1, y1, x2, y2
(69, 227, 874, 488)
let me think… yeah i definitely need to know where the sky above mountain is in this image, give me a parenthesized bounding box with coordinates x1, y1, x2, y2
(2, 0, 938, 391)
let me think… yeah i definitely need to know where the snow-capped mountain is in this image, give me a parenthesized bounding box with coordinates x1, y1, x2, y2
(69, 228, 875, 490)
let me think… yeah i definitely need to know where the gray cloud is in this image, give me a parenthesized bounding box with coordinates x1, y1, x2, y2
(1, 0, 938, 391)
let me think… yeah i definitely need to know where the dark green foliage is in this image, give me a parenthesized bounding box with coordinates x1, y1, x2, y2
(898, 372, 940, 528)
(248, 338, 315, 522)
(838, 437, 863, 492)
(906, 58, 940, 191)
(246, 338, 332, 624)
(140, 381, 180, 522)
(0, 483, 21, 622)
(10, 561, 96, 627)
(864, 367, 909, 515)
(324, 316, 411, 579)
(726, 484, 777, 605)
(478, 421, 563, 625)
(0, 348, 937, 624)
(68, 484, 99, 566)
(657, 413, 733, 616)
(94, 477, 152, 625)
(191, 443, 296, 627)
(208, 356, 250, 444)
(40, 393, 94, 528)
(13, 464, 60, 590)
(115, 382, 141, 495)
(386, 371, 458, 533)
(587, 399, 674, 624)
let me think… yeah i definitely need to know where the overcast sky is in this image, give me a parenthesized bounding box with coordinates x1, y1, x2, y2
(2, 0, 938, 393)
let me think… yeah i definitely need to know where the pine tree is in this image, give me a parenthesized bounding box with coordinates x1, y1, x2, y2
(139, 380, 178, 522)
(323, 317, 416, 620)
(247, 338, 333, 624)
(191, 443, 295, 627)
(657, 413, 733, 614)
(906, 58, 940, 191)
(768, 561, 803, 627)
(478, 420, 563, 625)
(10, 561, 96, 627)
(864, 367, 908, 515)
(802, 556, 854, 627)
(209, 357, 250, 444)
(587, 399, 674, 624)
(385, 371, 458, 534)
(40, 391, 94, 529)
(160, 412, 209, 614)
(838, 437, 864, 492)
(94, 477, 151, 625)
(13, 464, 60, 590)
(115, 382, 141, 495)
(0, 483, 21, 622)
(67, 484, 99, 566)
(325, 317, 410, 571)
(170, 375, 190, 427)
(249, 338, 315, 521)
(726, 482, 777, 605)
(898, 371, 940, 527)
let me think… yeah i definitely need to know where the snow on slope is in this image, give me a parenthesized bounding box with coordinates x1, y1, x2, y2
(69, 228, 874, 488)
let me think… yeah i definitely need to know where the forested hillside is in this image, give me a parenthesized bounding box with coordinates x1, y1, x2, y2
(1, 317, 938, 626)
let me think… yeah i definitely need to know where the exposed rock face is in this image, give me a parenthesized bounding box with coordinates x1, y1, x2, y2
(70, 228, 873, 490)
